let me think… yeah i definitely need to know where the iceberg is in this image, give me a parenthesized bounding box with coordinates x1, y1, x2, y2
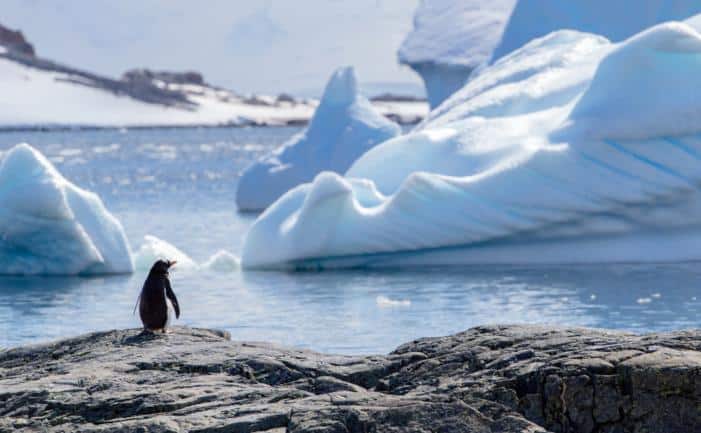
(0, 143, 133, 275)
(400, 0, 701, 109)
(133, 236, 240, 273)
(492, 0, 701, 62)
(235, 67, 401, 211)
(398, 0, 516, 109)
(132, 235, 198, 272)
(201, 250, 240, 272)
(242, 22, 701, 269)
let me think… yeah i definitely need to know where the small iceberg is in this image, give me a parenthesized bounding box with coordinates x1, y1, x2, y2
(132, 235, 198, 271)
(0, 143, 133, 275)
(235, 66, 401, 211)
(201, 250, 240, 272)
(133, 235, 239, 273)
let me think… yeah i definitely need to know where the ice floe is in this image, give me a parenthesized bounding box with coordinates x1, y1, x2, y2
(0, 143, 133, 275)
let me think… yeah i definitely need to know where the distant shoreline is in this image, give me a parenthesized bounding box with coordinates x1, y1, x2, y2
(0, 116, 423, 134)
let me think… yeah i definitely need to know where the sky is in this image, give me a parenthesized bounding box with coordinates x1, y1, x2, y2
(2, 0, 422, 96)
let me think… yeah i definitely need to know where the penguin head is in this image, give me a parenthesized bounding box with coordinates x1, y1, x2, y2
(149, 259, 176, 276)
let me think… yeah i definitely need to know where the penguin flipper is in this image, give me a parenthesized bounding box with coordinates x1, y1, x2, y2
(165, 278, 180, 319)
(133, 294, 141, 316)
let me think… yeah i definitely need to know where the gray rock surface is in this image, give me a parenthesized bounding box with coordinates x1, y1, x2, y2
(2, 325, 701, 432)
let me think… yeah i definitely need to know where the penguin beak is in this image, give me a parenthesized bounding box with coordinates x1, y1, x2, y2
(168, 260, 177, 268)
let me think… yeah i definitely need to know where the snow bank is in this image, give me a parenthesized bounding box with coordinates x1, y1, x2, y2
(133, 235, 239, 273)
(242, 22, 701, 269)
(235, 67, 400, 211)
(400, 0, 701, 108)
(0, 143, 132, 275)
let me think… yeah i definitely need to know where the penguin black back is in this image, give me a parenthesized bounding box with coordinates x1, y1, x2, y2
(139, 259, 180, 332)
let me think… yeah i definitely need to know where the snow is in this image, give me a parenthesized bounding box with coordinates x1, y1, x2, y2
(0, 57, 314, 127)
(0, 143, 133, 275)
(235, 67, 401, 211)
(400, 0, 701, 108)
(0, 56, 426, 128)
(241, 22, 701, 269)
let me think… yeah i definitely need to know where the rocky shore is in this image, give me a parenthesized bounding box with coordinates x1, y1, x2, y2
(2, 325, 701, 432)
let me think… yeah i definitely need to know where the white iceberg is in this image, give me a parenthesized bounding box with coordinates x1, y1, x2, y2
(398, 0, 516, 108)
(242, 22, 701, 269)
(133, 235, 239, 273)
(0, 143, 133, 275)
(201, 250, 240, 272)
(132, 235, 198, 271)
(235, 66, 401, 211)
(399, 0, 701, 108)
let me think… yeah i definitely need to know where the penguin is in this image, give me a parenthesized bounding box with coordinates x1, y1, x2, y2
(137, 259, 180, 333)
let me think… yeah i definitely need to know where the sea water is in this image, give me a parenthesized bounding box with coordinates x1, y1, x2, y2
(1, 126, 700, 354)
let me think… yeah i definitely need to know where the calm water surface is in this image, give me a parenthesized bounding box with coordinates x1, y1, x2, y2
(1, 127, 700, 354)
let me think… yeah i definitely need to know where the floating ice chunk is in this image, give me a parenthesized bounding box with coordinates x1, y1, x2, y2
(376, 295, 411, 308)
(133, 236, 240, 273)
(241, 23, 701, 269)
(637, 298, 652, 304)
(0, 143, 133, 275)
(201, 250, 240, 272)
(132, 235, 197, 271)
(235, 66, 400, 211)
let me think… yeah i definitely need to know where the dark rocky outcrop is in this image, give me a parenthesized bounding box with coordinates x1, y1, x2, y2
(0, 23, 34, 57)
(3, 325, 699, 432)
(122, 69, 206, 86)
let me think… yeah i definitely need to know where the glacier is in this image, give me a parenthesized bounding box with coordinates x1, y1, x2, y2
(242, 21, 701, 269)
(0, 143, 133, 275)
(235, 67, 401, 211)
(400, 0, 701, 109)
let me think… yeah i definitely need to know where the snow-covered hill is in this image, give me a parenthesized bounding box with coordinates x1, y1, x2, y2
(0, 54, 315, 127)
(0, 23, 427, 128)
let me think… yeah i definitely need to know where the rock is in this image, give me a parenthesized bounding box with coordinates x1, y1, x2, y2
(122, 69, 206, 86)
(3, 325, 701, 432)
(0, 23, 35, 57)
